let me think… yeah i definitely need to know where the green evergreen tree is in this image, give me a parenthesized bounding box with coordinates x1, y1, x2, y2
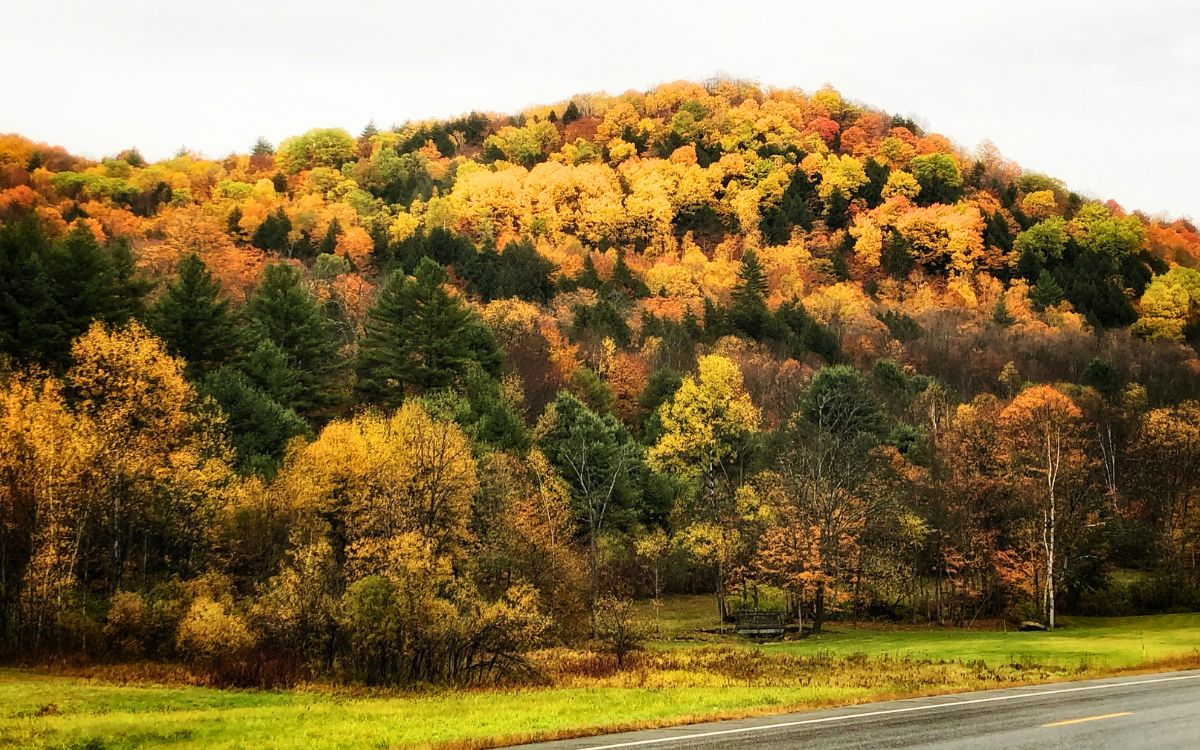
(577, 253, 601, 290)
(561, 100, 581, 124)
(356, 258, 501, 406)
(226, 206, 243, 236)
(49, 229, 148, 337)
(801, 365, 884, 439)
(318, 218, 341, 256)
(1031, 269, 1065, 311)
(423, 364, 528, 452)
(0, 217, 63, 365)
(0, 218, 151, 367)
(238, 338, 304, 408)
(730, 249, 769, 338)
(494, 240, 555, 302)
(251, 137, 274, 157)
(537, 391, 640, 634)
(200, 367, 309, 475)
(992, 296, 1015, 327)
(150, 254, 246, 377)
(293, 229, 317, 261)
(246, 263, 342, 416)
(252, 207, 292, 254)
(606, 249, 647, 298)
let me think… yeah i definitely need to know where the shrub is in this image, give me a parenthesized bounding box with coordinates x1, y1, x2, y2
(104, 591, 151, 657)
(595, 596, 648, 668)
(175, 597, 256, 671)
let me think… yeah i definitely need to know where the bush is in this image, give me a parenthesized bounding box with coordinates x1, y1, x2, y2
(104, 591, 151, 657)
(595, 596, 648, 668)
(175, 597, 256, 672)
(1003, 599, 1043, 627)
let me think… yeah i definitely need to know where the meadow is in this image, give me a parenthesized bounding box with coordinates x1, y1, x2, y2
(4, 601, 1199, 750)
(643, 595, 1200, 668)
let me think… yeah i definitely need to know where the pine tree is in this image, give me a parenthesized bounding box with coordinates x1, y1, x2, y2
(150, 254, 245, 377)
(200, 366, 309, 474)
(0, 216, 64, 365)
(0, 219, 151, 368)
(992, 296, 1015, 327)
(732, 250, 768, 305)
(226, 206, 244, 237)
(356, 258, 501, 407)
(293, 229, 317, 262)
(562, 100, 581, 125)
(318, 218, 341, 256)
(252, 207, 292, 254)
(246, 263, 342, 416)
(238, 338, 303, 408)
(577, 253, 601, 290)
(251, 137, 274, 157)
(730, 249, 769, 338)
(1032, 269, 1065, 311)
(607, 249, 647, 298)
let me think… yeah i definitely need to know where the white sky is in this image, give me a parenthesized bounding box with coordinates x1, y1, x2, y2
(3, 0, 1197, 219)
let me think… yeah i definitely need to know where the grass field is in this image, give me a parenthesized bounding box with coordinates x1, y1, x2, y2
(763, 613, 1200, 668)
(642, 595, 1200, 668)
(3, 600, 1199, 750)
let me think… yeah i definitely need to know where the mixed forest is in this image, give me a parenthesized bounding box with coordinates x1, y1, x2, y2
(1, 79, 1199, 687)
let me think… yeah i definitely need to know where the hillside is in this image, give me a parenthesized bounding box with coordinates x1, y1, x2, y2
(0, 80, 1199, 688)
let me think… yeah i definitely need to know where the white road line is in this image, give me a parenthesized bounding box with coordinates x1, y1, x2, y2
(574, 672, 1200, 749)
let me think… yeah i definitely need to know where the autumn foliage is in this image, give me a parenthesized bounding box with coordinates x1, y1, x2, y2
(1, 79, 1199, 685)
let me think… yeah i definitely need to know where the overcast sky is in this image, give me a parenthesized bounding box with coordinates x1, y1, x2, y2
(4, 0, 1197, 218)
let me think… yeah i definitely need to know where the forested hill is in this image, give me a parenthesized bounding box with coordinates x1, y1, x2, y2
(1, 80, 1199, 684)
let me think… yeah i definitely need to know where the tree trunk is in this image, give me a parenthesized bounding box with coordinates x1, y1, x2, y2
(1046, 500, 1056, 630)
(715, 557, 727, 623)
(589, 530, 599, 639)
(796, 590, 804, 636)
(813, 582, 826, 634)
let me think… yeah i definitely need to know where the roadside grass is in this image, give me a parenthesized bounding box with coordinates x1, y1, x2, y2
(4, 602, 1200, 750)
(0, 655, 1084, 750)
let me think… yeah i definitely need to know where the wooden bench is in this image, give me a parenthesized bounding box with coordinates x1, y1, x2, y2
(732, 610, 785, 638)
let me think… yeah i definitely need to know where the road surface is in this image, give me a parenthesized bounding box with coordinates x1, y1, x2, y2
(510, 669, 1200, 749)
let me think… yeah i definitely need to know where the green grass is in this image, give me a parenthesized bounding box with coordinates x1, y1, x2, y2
(648, 597, 1200, 667)
(757, 613, 1200, 668)
(643, 595, 1200, 669)
(638, 594, 727, 638)
(0, 671, 921, 750)
(4, 604, 1200, 749)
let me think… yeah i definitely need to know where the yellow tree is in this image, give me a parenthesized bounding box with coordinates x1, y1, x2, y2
(0, 374, 98, 650)
(1131, 402, 1200, 573)
(1132, 267, 1200, 342)
(817, 154, 868, 205)
(472, 450, 587, 638)
(648, 355, 760, 617)
(1000, 386, 1084, 629)
(275, 402, 478, 563)
(754, 470, 824, 629)
(525, 161, 625, 245)
(485, 121, 561, 168)
(67, 321, 230, 592)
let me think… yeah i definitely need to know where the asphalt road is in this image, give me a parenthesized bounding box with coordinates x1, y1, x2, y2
(509, 669, 1200, 749)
